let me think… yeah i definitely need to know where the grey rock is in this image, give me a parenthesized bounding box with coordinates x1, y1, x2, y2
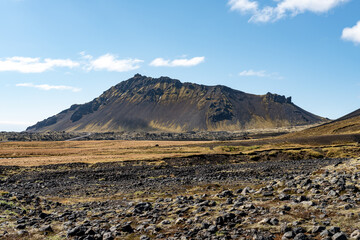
(328, 190, 338, 197)
(215, 216, 224, 226)
(103, 232, 114, 240)
(134, 202, 152, 213)
(312, 226, 326, 234)
(344, 204, 353, 210)
(17, 230, 29, 236)
(259, 218, 271, 225)
(94, 234, 102, 239)
(161, 220, 171, 225)
(16, 224, 26, 230)
(263, 191, 274, 197)
(67, 226, 86, 237)
(320, 230, 333, 238)
(208, 225, 218, 234)
(121, 223, 134, 233)
(280, 223, 292, 233)
(294, 233, 308, 240)
(201, 222, 210, 229)
(85, 228, 96, 235)
(279, 193, 290, 201)
(270, 218, 279, 225)
(329, 227, 341, 235)
(39, 225, 53, 232)
(350, 230, 360, 240)
(293, 227, 306, 234)
(226, 198, 233, 204)
(219, 190, 234, 198)
(282, 231, 295, 239)
(175, 217, 185, 224)
(38, 212, 49, 219)
(332, 232, 347, 240)
(242, 187, 252, 195)
(244, 203, 255, 209)
(281, 205, 291, 211)
(297, 196, 307, 202)
(223, 213, 236, 222)
(83, 236, 95, 240)
(303, 201, 315, 206)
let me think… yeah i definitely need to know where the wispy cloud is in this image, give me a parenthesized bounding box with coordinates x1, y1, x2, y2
(238, 69, 283, 79)
(86, 54, 143, 72)
(0, 57, 79, 73)
(228, 0, 349, 23)
(228, 0, 258, 14)
(342, 21, 360, 44)
(0, 53, 205, 73)
(16, 83, 81, 92)
(150, 56, 205, 67)
(79, 51, 93, 60)
(239, 69, 268, 77)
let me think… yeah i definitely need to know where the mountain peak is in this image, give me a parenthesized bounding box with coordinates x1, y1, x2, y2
(27, 75, 325, 132)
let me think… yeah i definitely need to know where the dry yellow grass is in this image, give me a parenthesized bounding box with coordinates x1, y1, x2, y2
(1, 138, 359, 167)
(285, 115, 360, 137)
(0, 140, 219, 166)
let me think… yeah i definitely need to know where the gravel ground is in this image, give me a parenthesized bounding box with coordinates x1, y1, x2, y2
(2, 155, 359, 240)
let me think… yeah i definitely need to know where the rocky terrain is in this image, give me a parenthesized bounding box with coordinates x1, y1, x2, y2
(0, 128, 301, 142)
(27, 74, 325, 133)
(0, 131, 82, 142)
(0, 131, 256, 142)
(1, 153, 360, 239)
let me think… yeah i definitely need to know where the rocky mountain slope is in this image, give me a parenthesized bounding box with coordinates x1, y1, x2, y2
(27, 74, 325, 132)
(287, 108, 360, 137)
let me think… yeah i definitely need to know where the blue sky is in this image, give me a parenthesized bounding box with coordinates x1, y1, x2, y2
(1, 0, 360, 131)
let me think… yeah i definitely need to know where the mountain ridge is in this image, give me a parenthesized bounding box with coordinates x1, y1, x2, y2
(27, 74, 325, 132)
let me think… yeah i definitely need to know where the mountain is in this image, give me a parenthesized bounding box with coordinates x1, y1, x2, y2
(288, 108, 360, 136)
(27, 74, 325, 132)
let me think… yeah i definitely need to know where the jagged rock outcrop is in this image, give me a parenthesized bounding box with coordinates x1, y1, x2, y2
(27, 74, 325, 132)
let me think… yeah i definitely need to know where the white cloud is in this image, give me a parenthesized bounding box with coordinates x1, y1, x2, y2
(150, 56, 205, 67)
(276, 0, 349, 14)
(238, 69, 283, 79)
(87, 54, 143, 72)
(239, 69, 268, 77)
(229, 0, 349, 23)
(0, 53, 205, 73)
(79, 51, 93, 60)
(16, 83, 81, 92)
(0, 57, 79, 73)
(342, 21, 360, 44)
(228, 0, 258, 14)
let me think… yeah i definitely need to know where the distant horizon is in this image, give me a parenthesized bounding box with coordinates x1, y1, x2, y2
(1, 0, 360, 131)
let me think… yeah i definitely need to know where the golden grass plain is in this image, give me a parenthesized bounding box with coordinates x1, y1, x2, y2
(0, 140, 221, 166)
(1, 137, 360, 167)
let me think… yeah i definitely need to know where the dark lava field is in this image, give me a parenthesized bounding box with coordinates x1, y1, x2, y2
(1, 153, 360, 240)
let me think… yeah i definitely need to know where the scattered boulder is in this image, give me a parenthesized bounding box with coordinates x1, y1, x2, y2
(332, 232, 347, 240)
(350, 230, 360, 240)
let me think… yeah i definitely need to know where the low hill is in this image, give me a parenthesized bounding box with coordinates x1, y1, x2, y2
(27, 74, 325, 132)
(286, 108, 360, 137)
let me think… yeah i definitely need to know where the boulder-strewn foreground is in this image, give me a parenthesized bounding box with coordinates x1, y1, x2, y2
(1, 154, 360, 239)
(27, 74, 325, 132)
